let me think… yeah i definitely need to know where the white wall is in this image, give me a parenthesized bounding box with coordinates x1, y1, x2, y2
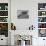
(11, 0, 46, 46)
(11, 0, 46, 29)
(11, 0, 38, 30)
(11, 0, 38, 45)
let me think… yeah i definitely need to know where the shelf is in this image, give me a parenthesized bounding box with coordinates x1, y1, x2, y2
(38, 3, 46, 37)
(0, 22, 8, 23)
(0, 10, 8, 11)
(38, 28, 46, 29)
(0, 3, 8, 37)
(0, 16, 8, 17)
(38, 10, 46, 11)
(38, 16, 46, 17)
(38, 22, 46, 23)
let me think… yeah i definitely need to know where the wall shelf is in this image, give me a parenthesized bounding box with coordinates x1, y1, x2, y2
(0, 16, 8, 17)
(38, 10, 46, 11)
(38, 28, 46, 29)
(0, 10, 8, 11)
(0, 22, 8, 23)
(38, 16, 46, 17)
(38, 22, 46, 23)
(0, 3, 8, 37)
(38, 3, 46, 37)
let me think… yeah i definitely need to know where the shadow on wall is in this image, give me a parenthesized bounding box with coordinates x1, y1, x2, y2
(11, 23, 16, 30)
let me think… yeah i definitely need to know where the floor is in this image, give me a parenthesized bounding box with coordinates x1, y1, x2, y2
(0, 45, 8, 46)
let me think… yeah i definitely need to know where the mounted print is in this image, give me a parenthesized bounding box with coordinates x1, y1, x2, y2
(17, 10, 29, 19)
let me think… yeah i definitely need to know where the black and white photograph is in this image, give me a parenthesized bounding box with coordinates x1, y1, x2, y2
(17, 10, 29, 19)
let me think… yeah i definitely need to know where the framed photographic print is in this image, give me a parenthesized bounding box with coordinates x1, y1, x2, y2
(17, 10, 29, 19)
